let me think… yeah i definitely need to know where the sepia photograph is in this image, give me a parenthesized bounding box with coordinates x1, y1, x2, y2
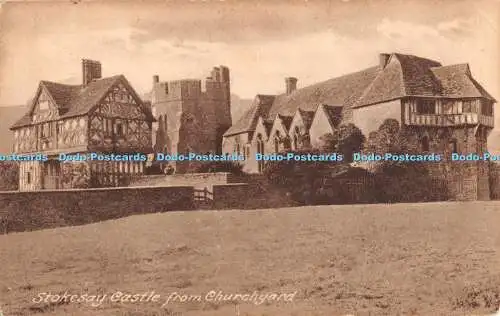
(0, 0, 500, 315)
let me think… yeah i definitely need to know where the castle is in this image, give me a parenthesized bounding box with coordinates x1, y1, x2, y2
(222, 53, 496, 201)
(150, 66, 232, 173)
(10, 59, 155, 191)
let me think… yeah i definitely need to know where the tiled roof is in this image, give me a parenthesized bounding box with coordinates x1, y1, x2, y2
(11, 75, 154, 129)
(297, 108, 315, 129)
(430, 64, 496, 100)
(322, 105, 343, 128)
(278, 114, 293, 131)
(224, 53, 495, 137)
(224, 94, 275, 136)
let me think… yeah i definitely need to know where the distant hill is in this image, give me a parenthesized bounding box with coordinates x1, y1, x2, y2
(0, 105, 24, 153)
(230, 94, 253, 123)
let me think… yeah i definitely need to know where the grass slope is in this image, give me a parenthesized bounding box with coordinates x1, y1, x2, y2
(0, 202, 499, 316)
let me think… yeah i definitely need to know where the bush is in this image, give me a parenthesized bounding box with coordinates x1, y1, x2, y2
(195, 160, 245, 176)
(0, 162, 19, 191)
(372, 161, 449, 202)
(262, 149, 365, 205)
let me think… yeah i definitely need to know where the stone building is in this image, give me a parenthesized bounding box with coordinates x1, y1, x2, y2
(10, 59, 155, 191)
(222, 52, 496, 200)
(150, 66, 232, 173)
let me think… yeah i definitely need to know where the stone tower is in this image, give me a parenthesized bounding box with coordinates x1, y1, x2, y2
(150, 66, 232, 173)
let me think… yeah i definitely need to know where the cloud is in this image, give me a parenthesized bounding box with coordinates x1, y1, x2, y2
(0, 0, 497, 108)
(376, 19, 440, 40)
(436, 18, 476, 38)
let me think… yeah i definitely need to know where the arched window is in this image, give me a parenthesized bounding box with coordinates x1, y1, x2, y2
(421, 136, 430, 152)
(274, 130, 281, 153)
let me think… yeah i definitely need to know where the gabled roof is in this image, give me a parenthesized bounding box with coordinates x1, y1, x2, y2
(224, 52, 496, 137)
(321, 104, 343, 128)
(297, 108, 315, 130)
(277, 114, 293, 131)
(224, 94, 275, 136)
(430, 63, 496, 100)
(10, 75, 155, 129)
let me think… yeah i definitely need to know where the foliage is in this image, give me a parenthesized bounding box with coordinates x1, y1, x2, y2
(367, 119, 412, 155)
(0, 162, 19, 191)
(372, 161, 448, 202)
(337, 123, 366, 162)
(316, 131, 339, 152)
(195, 160, 245, 176)
(365, 119, 448, 202)
(261, 149, 371, 205)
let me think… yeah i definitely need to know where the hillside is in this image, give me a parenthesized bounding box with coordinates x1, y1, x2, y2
(0, 105, 24, 153)
(0, 202, 499, 315)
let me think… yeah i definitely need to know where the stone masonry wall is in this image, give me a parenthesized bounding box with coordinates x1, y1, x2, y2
(0, 186, 194, 234)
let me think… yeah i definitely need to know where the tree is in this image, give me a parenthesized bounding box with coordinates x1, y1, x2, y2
(337, 123, 366, 162)
(375, 119, 401, 153)
(0, 162, 18, 191)
(316, 131, 339, 152)
(365, 131, 379, 153)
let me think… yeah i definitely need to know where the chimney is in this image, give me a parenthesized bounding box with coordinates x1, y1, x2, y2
(153, 75, 159, 84)
(379, 53, 390, 69)
(82, 59, 102, 86)
(285, 77, 298, 94)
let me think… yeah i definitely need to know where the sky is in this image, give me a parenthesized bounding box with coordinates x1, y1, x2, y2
(0, 0, 499, 110)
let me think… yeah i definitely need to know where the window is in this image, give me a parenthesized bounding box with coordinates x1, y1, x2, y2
(274, 131, 280, 153)
(116, 122, 124, 136)
(463, 100, 475, 112)
(449, 139, 458, 154)
(40, 123, 51, 138)
(481, 100, 493, 116)
(26, 172, 31, 184)
(105, 119, 113, 135)
(416, 99, 436, 114)
(256, 134, 265, 173)
(442, 100, 460, 114)
(421, 136, 430, 152)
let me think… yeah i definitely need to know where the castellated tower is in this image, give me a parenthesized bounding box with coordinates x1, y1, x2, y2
(150, 66, 232, 173)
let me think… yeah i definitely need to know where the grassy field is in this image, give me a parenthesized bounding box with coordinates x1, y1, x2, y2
(0, 202, 499, 316)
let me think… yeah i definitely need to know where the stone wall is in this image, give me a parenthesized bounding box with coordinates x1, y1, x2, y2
(212, 183, 295, 210)
(151, 67, 232, 173)
(0, 186, 194, 234)
(489, 162, 500, 200)
(130, 172, 247, 189)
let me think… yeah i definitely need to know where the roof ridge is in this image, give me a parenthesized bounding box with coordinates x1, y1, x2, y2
(40, 80, 81, 87)
(430, 62, 469, 69)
